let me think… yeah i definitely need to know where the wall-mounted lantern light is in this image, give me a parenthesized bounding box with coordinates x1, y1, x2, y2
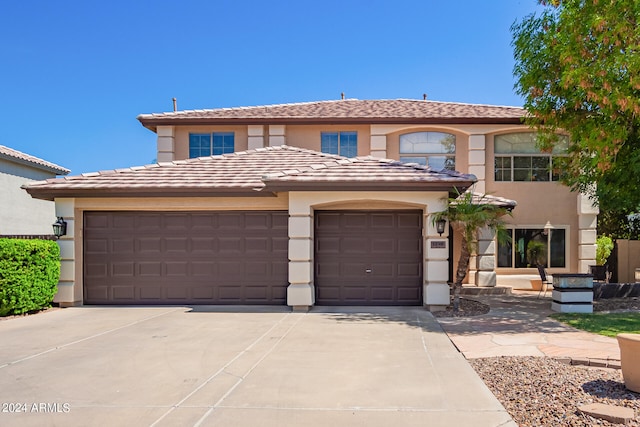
(52, 217, 67, 239)
(435, 218, 447, 236)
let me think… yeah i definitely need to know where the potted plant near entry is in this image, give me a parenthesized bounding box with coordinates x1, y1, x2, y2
(590, 235, 613, 282)
(527, 240, 547, 291)
(617, 333, 640, 392)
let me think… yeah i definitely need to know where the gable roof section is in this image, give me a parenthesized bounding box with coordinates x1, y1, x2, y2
(24, 146, 476, 200)
(138, 99, 525, 130)
(0, 145, 70, 175)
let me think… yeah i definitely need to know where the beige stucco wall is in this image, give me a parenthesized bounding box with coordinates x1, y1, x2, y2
(0, 159, 59, 235)
(485, 131, 583, 279)
(151, 121, 595, 288)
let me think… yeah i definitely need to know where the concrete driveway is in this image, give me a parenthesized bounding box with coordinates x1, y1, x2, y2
(0, 306, 514, 427)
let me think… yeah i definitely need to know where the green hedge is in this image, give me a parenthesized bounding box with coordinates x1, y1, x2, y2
(0, 239, 60, 316)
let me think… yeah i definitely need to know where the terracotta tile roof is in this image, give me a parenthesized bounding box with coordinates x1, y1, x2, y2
(0, 145, 70, 175)
(466, 192, 517, 209)
(262, 157, 475, 191)
(138, 99, 525, 129)
(24, 146, 475, 200)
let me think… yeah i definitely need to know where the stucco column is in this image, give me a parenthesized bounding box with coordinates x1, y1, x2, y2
(424, 202, 450, 308)
(287, 212, 315, 310)
(269, 125, 286, 146)
(156, 126, 175, 162)
(248, 125, 265, 150)
(475, 227, 497, 287)
(468, 134, 486, 194)
(54, 198, 78, 306)
(578, 193, 598, 273)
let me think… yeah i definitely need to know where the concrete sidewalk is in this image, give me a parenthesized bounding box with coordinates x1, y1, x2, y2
(438, 291, 620, 362)
(0, 305, 515, 427)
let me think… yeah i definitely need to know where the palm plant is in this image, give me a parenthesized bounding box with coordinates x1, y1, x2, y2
(431, 190, 512, 310)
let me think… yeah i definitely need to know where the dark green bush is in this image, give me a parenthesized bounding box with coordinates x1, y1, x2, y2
(0, 238, 60, 316)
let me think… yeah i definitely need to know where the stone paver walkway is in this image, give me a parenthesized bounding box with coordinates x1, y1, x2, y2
(437, 291, 620, 362)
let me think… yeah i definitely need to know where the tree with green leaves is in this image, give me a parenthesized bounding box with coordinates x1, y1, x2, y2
(511, 0, 640, 223)
(432, 191, 511, 310)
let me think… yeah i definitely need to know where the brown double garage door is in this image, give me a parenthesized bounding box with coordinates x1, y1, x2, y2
(83, 211, 289, 305)
(83, 210, 423, 306)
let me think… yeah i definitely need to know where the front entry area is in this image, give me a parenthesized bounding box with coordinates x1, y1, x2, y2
(314, 210, 423, 305)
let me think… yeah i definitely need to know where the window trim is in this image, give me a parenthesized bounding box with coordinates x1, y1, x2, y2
(188, 132, 235, 158)
(399, 131, 456, 171)
(320, 131, 358, 157)
(493, 132, 567, 182)
(497, 225, 570, 272)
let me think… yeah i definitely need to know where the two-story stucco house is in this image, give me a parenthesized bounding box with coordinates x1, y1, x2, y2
(25, 99, 598, 310)
(0, 145, 69, 235)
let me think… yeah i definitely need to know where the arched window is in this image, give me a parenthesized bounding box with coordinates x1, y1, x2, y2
(399, 132, 456, 170)
(494, 133, 568, 182)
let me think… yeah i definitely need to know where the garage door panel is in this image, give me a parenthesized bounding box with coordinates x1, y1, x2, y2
(140, 287, 163, 300)
(371, 213, 395, 228)
(86, 285, 109, 302)
(85, 238, 108, 254)
(165, 238, 188, 252)
(372, 238, 395, 253)
(167, 287, 188, 300)
(398, 213, 422, 228)
(342, 237, 368, 252)
(370, 287, 394, 301)
(166, 262, 188, 276)
(84, 211, 288, 305)
(398, 238, 421, 253)
(112, 262, 134, 277)
(192, 262, 215, 276)
(85, 214, 109, 229)
(193, 287, 215, 300)
(138, 237, 162, 253)
(315, 210, 422, 306)
(191, 237, 216, 252)
(398, 263, 421, 277)
(112, 238, 134, 253)
(246, 237, 269, 252)
(218, 237, 242, 253)
(113, 286, 135, 301)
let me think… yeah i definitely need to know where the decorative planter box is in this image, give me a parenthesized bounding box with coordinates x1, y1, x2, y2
(552, 273, 593, 313)
(553, 273, 594, 289)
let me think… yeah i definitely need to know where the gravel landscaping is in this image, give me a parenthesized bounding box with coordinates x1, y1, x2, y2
(437, 296, 640, 425)
(470, 357, 639, 426)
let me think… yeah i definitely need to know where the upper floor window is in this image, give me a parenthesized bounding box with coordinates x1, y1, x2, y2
(399, 132, 456, 170)
(189, 132, 235, 158)
(494, 133, 568, 182)
(498, 227, 566, 268)
(321, 131, 357, 157)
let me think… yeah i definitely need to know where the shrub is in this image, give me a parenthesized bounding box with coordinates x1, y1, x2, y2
(0, 239, 60, 316)
(595, 235, 614, 266)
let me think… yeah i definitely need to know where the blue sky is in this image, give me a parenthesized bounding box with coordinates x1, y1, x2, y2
(0, 0, 542, 175)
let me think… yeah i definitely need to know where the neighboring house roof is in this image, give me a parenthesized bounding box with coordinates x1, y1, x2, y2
(0, 145, 70, 175)
(24, 146, 476, 200)
(137, 99, 525, 130)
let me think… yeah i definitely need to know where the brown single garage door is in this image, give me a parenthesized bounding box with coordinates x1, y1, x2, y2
(314, 210, 423, 306)
(83, 211, 288, 305)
